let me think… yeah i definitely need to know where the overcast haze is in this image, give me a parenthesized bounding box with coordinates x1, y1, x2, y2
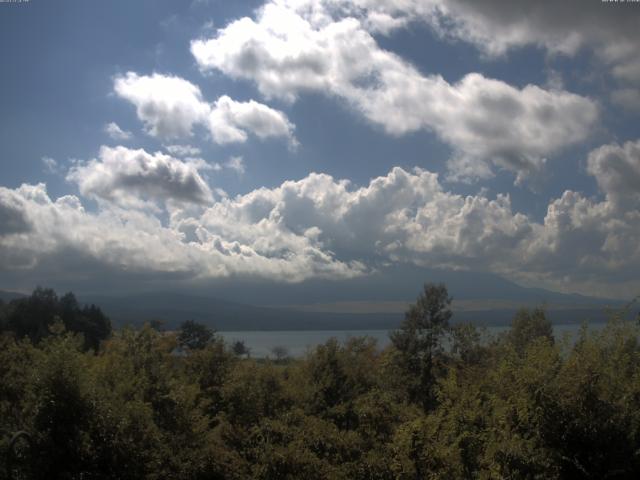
(1, 0, 639, 301)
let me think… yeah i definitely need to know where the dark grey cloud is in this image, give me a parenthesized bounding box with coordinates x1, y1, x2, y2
(0, 190, 31, 235)
(419, 0, 640, 105)
(588, 139, 640, 209)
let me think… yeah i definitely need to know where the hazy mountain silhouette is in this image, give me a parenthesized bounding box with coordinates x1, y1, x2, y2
(2, 266, 628, 331)
(0, 289, 27, 302)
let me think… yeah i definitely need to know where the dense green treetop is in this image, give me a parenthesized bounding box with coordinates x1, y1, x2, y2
(0, 287, 111, 350)
(1, 284, 640, 479)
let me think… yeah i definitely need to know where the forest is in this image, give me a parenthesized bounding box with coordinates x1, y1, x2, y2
(1, 285, 640, 479)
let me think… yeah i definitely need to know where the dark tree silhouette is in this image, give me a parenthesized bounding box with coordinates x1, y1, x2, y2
(232, 340, 250, 357)
(270, 345, 290, 363)
(6, 287, 59, 343)
(178, 320, 214, 350)
(1, 287, 111, 350)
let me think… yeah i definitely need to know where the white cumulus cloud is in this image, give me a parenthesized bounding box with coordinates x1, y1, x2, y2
(3, 139, 640, 297)
(224, 156, 246, 175)
(41, 157, 60, 174)
(104, 122, 133, 140)
(114, 72, 297, 146)
(164, 144, 202, 157)
(66, 146, 214, 209)
(191, 0, 597, 182)
(331, 0, 640, 108)
(0, 183, 364, 285)
(114, 72, 210, 140)
(209, 95, 297, 148)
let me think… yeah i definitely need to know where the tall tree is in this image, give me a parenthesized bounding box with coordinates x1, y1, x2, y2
(59, 292, 111, 351)
(390, 283, 452, 411)
(6, 287, 58, 342)
(2, 288, 111, 349)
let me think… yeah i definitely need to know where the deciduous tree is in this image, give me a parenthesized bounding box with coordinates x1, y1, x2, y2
(390, 283, 452, 411)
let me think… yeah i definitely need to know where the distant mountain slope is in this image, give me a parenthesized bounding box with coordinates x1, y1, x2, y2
(80, 291, 627, 332)
(4, 265, 630, 331)
(192, 265, 622, 307)
(0, 289, 27, 302)
(81, 292, 401, 331)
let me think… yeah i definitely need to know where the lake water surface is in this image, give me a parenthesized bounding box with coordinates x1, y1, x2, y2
(219, 323, 607, 358)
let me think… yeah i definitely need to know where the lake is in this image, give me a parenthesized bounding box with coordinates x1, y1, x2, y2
(219, 323, 607, 358)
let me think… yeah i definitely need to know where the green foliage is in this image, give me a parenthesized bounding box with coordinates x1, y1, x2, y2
(508, 306, 554, 355)
(450, 322, 486, 365)
(222, 361, 291, 427)
(177, 319, 215, 351)
(0, 287, 111, 350)
(2, 284, 640, 479)
(390, 283, 452, 411)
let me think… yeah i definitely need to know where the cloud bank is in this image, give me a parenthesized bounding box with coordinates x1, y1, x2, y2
(191, 0, 598, 182)
(2, 139, 640, 297)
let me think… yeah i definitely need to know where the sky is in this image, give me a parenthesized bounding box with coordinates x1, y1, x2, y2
(0, 0, 639, 301)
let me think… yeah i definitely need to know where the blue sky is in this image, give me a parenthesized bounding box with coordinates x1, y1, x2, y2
(1, 0, 639, 301)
